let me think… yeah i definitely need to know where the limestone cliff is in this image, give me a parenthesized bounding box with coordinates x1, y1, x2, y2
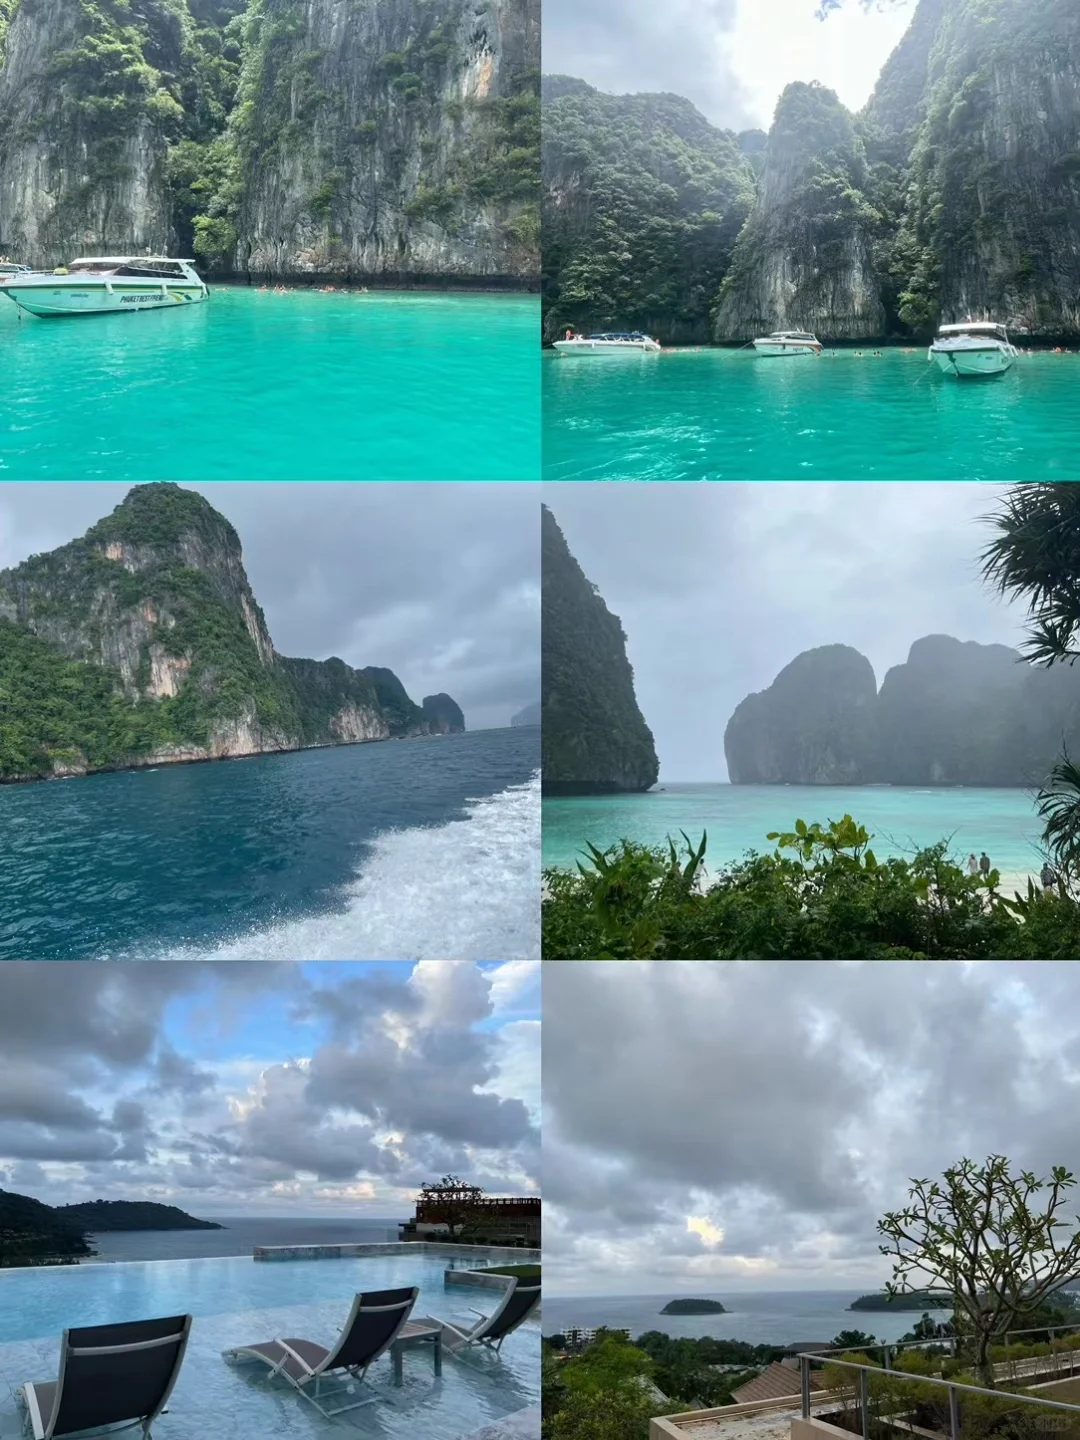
(542, 76, 755, 344)
(0, 0, 539, 281)
(725, 635, 1080, 787)
(421, 692, 465, 733)
(714, 82, 886, 342)
(541, 504, 658, 796)
(724, 646, 878, 785)
(715, 0, 1080, 340)
(0, 483, 461, 781)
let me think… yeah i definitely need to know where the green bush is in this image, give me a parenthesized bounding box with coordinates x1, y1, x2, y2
(543, 817, 1080, 960)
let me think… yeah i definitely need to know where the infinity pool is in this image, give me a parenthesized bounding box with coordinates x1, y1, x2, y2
(0, 1253, 539, 1438)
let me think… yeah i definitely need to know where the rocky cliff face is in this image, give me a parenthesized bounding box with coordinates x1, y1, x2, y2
(0, 483, 460, 781)
(725, 635, 1080, 786)
(541, 504, 658, 795)
(714, 82, 886, 342)
(421, 692, 465, 733)
(542, 76, 755, 344)
(725, 646, 878, 785)
(0, 0, 539, 280)
(715, 0, 1080, 340)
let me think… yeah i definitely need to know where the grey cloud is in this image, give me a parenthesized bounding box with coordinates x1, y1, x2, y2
(0, 961, 534, 1209)
(544, 483, 1023, 781)
(543, 961, 1080, 1291)
(0, 483, 539, 730)
(542, 0, 758, 129)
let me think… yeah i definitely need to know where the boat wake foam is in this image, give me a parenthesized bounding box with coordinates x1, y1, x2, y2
(131, 771, 540, 961)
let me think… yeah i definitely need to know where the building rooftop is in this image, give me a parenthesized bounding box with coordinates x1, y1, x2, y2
(730, 1363, 826, 1405)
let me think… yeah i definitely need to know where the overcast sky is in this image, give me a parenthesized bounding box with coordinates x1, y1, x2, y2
(544, 960, 1080, 1297)
(0, 483, 539, 731)
(546, 482, 1027, 782)
(0, 960, 539, 1215)
(543, 0, 918, 129)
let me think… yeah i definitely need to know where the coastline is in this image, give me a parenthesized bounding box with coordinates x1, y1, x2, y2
(1, 727, 464, 788)
(217, 275, 540, 294)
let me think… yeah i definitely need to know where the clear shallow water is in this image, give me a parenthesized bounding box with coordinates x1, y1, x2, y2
(542, 347, 1080, 480)
(542, 1289, 920, 1346)
(543, 783, 1045, 878)
(0, 726, 539, 960)
(0, 289, 540, 480)
(86, 1218, 402, 1263)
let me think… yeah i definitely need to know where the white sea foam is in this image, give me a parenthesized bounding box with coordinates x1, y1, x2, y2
(142, 771, 540, 961)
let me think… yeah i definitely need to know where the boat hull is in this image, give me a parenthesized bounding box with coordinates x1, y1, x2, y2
(752, 341, 820, 356)
(929, 344, 1015, 377)
(0, 281, 208, 317)
(552, 340, 659, 357)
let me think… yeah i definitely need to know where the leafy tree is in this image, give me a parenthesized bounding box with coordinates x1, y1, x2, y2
(981, 484, 1080, 668)
(878, 1156, 1080, 1385)
(548, 1387, 657, 1440)
(832, 1329, 878, 1350)
(416, 1176, 487, 1239)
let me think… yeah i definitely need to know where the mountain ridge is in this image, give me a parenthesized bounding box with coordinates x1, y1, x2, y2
(0, 483, 464, 782)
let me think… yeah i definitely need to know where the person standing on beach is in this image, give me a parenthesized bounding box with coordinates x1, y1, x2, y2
(1041, 861, 1057, 894)
(967, 853, 979, 876)
(979, 852, 991, 878)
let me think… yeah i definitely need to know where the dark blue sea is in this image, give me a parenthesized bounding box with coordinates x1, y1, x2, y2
(84, 1217, 403, 1263)
(0, 726, 539, 960)
(542, 1289, 926, 1346)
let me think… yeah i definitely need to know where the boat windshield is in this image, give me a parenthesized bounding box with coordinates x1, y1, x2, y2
(66, 261, 121, 274)
(937, 323, 1008, 341)
(114, 262, 187, 278)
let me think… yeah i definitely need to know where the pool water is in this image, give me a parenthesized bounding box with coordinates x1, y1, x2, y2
(0, 1254, 539, 1439)
(0, 1252, 484, 1343)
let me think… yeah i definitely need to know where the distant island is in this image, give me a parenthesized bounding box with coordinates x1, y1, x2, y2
(57, 1201, 225, 1233)
(850, 1291, 952, 1312)
(662, 1298, 727, 1314)
(1, 1190, 223, 1267)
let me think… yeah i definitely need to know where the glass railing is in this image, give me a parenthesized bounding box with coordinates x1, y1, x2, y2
(796, 1349, 1080, 1440)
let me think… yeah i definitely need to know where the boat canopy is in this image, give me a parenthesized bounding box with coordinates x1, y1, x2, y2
(68, 256, 196, 266)
(937, 321, 1010, 337)
(768, 331, 818, 341)
(586, 332, 651, 340)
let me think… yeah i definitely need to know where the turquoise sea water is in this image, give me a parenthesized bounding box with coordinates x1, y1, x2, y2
(0, 725, 539, 960)
(0, 289, 540, 480)
(542, 347, 1080, 479)
(543, 783, 1045, 878)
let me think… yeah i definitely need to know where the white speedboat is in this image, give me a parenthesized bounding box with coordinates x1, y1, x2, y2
(752, 330, 822, 356)
(928, 321, 1018, 376)
(0, 262, 32, 277)
(552, 331, 662, 356)
(0, 256, 208, 317)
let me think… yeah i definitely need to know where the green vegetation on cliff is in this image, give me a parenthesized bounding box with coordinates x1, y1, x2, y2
(56, 1200, 224, 1230)
(543, 0, 1080, 343)
(0, 483, 457, 781)
(542, 76, 755, 343)
(541, 505, 658, 796)
(0, 0, 538, 276)
(0, 1189, 93, 1266)
(850, 1291, 952, 1311)
(421, 692, 466, 733)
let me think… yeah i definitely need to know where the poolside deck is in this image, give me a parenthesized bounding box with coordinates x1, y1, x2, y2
(0, 1291, 539, 1439)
